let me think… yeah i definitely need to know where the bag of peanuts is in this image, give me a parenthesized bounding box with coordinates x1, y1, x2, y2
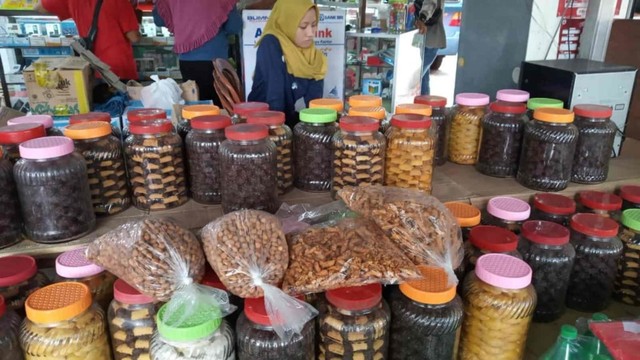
(337, 185, 464, 286)
(201, 210, 318, 341)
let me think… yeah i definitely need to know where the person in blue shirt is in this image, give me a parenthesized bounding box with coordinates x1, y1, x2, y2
(248, 0, 327, 127)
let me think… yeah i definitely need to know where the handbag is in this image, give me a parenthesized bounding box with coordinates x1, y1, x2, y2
(78, 0, 104, 51)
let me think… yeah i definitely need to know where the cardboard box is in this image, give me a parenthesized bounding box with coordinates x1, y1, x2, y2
(24, 57, 92, 115)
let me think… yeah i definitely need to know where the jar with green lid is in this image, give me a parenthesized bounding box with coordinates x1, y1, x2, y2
(0, 295, 22, 360)
(180, 105, 220, 139)
(526, 98, 563, 120)
(293, 108, 338, 192)
(448, 93, 490, 165)
(615, 209, 640, 306)
(415, 95, 448, 166)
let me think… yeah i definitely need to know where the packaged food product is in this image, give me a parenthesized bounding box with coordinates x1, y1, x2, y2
(444, 201, 481, 242)
(496, 89, 530, 104)
(69, 112, 121, 139)
(571, 104, 616, 184)
(531, 193, 576, 227)
(0, 255, 49, 316)
(0, 296, 24, 360)
(124, 108, 167, 139)
(620, 185, 640, 211)
(0, 158, 22, 249)
(348, 95, 382, 108)
(389, 0, 407, 33)
(458, 254, 536, 360)
(231, 101, 269, 124)
(220, 124, 278, 213)
(20, 282, 111, 359)
(8, 114, 62, 136)
(577, 190, 623, 219)
(0, 123, 46, 163)
(526, 97, 563, 120)
(448, 93, 489, 165)
(14, 137, 96, 243)
(414, 95, 448, 166)
(309, 98, 345, 117)
(614, 209, 640, 306)
(180, 104, 220, 139)
(465, 225, 521, 275)
(483, 196, 531, 233)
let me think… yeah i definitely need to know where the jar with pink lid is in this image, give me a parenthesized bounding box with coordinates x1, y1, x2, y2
(577, 190, 623, 219)
(448, 93, 490, 165)
(231, 102, 269, 124)
(483, 196, 531, 234)
(0, 123, 46, 163)
(8, 114, 62, 136)
(620, 185, 640, 211)
(0, 255, 49, 317)
(464, 225, 522, 276)
(495, 89, 530, 105)
(530, 193, 576, 227)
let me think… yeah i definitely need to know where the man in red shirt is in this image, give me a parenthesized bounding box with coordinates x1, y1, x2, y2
(35, 0, 141, 80)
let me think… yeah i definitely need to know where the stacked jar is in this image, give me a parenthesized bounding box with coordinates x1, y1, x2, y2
(445, 201, 481, 242)
(348, 95, 382, 109)
(458, 254, 536, 360)
(125, 119, 187, 211)
(179, 105, 220, 139)
(220, 124, 278, 213)
(384, 114, 435, 194)
(530, 193, 576, 227)
(620, 185, 640, 211)
(231, 102, 269, 124)
(517, 108, 578, 191)
(571, 105, 617, 184)
(8, 115, 62, 136)
(0, 123, 45, 163)
(577, 190, 623, 219)
(448, 93, 489, 165)
(200, 265, 243, 328)
(496, 89, 530, 105)
(415, 95, 448, 166)
(526, 97, 563, 120)
(309, 98, 345, 118)
(614, 209, 640, 306)
(0, 296, 22, 360)
(348, 106, 387, 131)
(566, 213, 623, 312)
(483, 196, 531, 233)
(0, 156, 22, 249)
(124, 108, 167, 139)
(14, 137, 95, 243)
(389, 0, 407, 33)
(392, 103, 430, 133)
(465, 225, 521, 275)
(69, 112, 121, 139)
(293, 108, 338, 192)
(0, 255, 49, 316)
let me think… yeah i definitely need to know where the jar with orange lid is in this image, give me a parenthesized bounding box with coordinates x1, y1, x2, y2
(20, 282, 111, 359)
(516, 108, 578, 191)
(464, 225, 522, 275)
(64, 122, 130, 216)
(577, 190, 622, 219)
(571, 104, 617, 184)
(384, 114, 435, 194)
(231, 101, 269, 125)
(8, 115, 63, 136)
(0, 123, 46, 163)
(615, 209, 640, 306)
(415, 95, 448, 166)
(0, 255, 49, 316)
(180, 105, 220, 139)
(458, 254, 536, 360)
(444, 201, 481, 242)
(310, 98, 344, 117)
(448, 93, 490, 165)
(69, 112, 121, 139)
(348, 94, 382, 109)
(393, 103, 431, 133)
(123, 108, 167, 139)
(348, 106, 387, 130)
(0, 295, 23, 360)
(388, 266, 463, 360)
(0, 156, 22, 249)
(530, 193, 576, 227)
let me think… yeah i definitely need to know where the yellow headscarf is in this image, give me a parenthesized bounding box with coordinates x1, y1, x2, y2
(259, 0, 328, 80)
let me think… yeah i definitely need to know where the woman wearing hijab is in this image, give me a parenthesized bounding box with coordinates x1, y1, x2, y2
(248, 0, 327, 127)
(153, 0, 242, 106)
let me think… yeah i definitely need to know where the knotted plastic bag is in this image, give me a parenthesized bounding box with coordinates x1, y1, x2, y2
(140, 75, 183, 109)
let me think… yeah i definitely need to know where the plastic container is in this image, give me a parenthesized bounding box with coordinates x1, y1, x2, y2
(69, 112, 121, 139)
(64, 122, 130, 215)
(531, 193, 576, 227)
(0, 255, 49, 316)
(293, 108, 338, 192)
(496, 89, 530, 104)
(8, 114, 62, 136)
(415, 95, 448, 166)
(527, 98, 564, 120)
(620, 185, 640, 211)
(108, 279, 159, 360)
(14, 137, 96, 243)
(517, 108, 578, 191)
(566, 213, 623, 312)
(231, 102, 269, 125)
(0, 157, 22, 249)
(391, 103, 431, 134)
(444, 201, 481, 242)
(20, 282, 111, 359)
(389, 0, 407, 34)
(348, 106, 387, 128)
(541, 325, 588, 360)
(484, 196, 531, 234)
(577, 190, 622, 219)
(0, 123, 46, 163)
(476, 101, 528, 177)
(518, 220, 575, 322)
(331, 116, 386, 198)
(571, 105, 617, 184)
(458, 254, 536, 360)
(0, 296, 22, 360)
(220, 124, 278, 213)
(125, 119, 188, 211)
(124, 108, 167, 139)
(247, 111, 294, 195)
(236, 297, 314, 360)
(465, 225, 521, 274)
(614, 209, 640, 306)
(348, 95, 382, 108)
(180, 104, 220, 139)
(384, 114, 435, 194)
(448, 93, 490, 165)
(200, 265, 243, 328)
(309, 98, 345, 117)
(185, 115, 231, 204)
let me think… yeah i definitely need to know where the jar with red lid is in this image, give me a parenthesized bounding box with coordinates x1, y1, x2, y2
(0, 255, 49, 316)
(448, 93, 490, 165)
(124, 108, 167, 139)
(614, 209, 640, 306)
(531, 193, 576, 227)
(200, 265, 243, 328)
(392, 103, 431, 135)
(231, 102, 269, 125)
(445, 202, 481, 242)
(0, 157, 22, 249)
(464, 225, 521, 275)
(566, 213, 623, 312)
(180, 105, 220, 139)
(69, 112, 122, 140)
(8, 115, 62, 136)
(0, 123, 46, 163)
(185, 115, 231, 204)
(319, 284, 390, 360)
(0, 295, 22, 360)
(415, 95, 448, 166)
(476, 101, 528, 177)
(495, 89, 530, 104)
(620, 185, 640, 211)
(14, 137, 96, 242)
(483, 196, 531, 234)
(577, 190, 623, 219)
(518, 220, 575, 322)
(220, 124, 278, 213)
(125, 119, 187, 211)
(571, 104, 617, 184)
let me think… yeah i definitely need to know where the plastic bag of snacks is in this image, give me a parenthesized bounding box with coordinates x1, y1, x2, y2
(338, 185, 464, 285)
(201, 210, 317, 341)
(275, 200, 355, 234)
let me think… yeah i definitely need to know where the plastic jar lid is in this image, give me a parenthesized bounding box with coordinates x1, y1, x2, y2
(592, 312, 609, 321)
(521, 220, 570, 245)
(246, 111, 286, 126)
(243, 295, 305, 326)
(309, 98, 344, 112)
(475, 254, 532, 290)
(182, 105, 220, 120)
(414, 95, 446, 107)
(63, 122, 111, 140)
(129, 119, 173, 135)
(19, 136, 74, 160)
(621, 209, 640, 232)
(496, 89, 530, 103)
(25, 282, 92, 324)
(55, 248, 104, 279)
(400, 266, 456, 305)
(395, 103, 432, 116)
(570, 213, 619, 238)
(113, 279, 154, 305)
(348, 106, 386, 120)
(232, 102, 269, 117)
(560, 324, 578, 340)
(69, 112, 111, 125)
(299, 108, 337, 123)
(533, 193, 576, 215)
(533, 108, 574, 123)
(469, 225, 518, 252)
(0, 255, 38, 287)
(156, 302, 222, 342)
(390, 114, 432, 129)
(339, 116, 379, 132)
(487, 196, 531, 221)
(8, 115, 54, 129)
(489, 101, 527, 114)
(527, 98, 564, 110)
(444, 202, 481, 227)
(620, 185, 640, 204)
(326, 283, 382, 311)
(191, 115, 232, 130)
(200, 265, 226, 291)
(225, 123, 269, 141)
(0, 123, 46, 145)
(455, 93, 490, 107)
(348, 95, 382, 108)
(579, 190, 623, 211)
(573, 104, 613, 119)
(127, 108, 166, 122)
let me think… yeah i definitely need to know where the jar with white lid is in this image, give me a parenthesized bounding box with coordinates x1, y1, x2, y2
(483, 196, 531, 234)
(8, 115, 63, 136)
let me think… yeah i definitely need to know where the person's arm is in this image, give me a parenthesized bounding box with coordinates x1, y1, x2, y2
(223, 7, 243, 35)
(152, 6, 166, 28)
(255, 35, 287, 112)
(116, 0, 142, 43)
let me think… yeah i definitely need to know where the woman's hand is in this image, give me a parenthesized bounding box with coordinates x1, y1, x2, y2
(416, 20, 428, 34)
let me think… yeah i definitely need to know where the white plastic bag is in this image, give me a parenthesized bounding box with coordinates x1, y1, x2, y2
(140, 75, 184, 109)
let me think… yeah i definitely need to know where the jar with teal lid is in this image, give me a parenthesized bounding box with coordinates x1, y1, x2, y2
(615, 209, 640, 306)
(526, 98, 564, 120)
(293, 108, 338, 192)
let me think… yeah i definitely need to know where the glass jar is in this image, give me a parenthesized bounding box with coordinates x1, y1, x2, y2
(69, 112, 122, 140)
(319, 284, 390, 360)
(348, 106, 387, 131)
(108, 279, 160, 360)
(0, 123, 46, 163)
(389, 0, 407, 33)
(200, 265, 243, 329)
(448, 93, 490, 165)
(483, 196, 531, 234)
(231, 102, 269, 125)
(0, 296, 22, 360)
(526, 97, 563, 121)
(309, 98, 345, 118)
(64, 122, 130, 216)
(125, 119, 187, 211)
(531, 193, 576, 227)
(415, 95, 448, 166)
(444, 202, 481, 242)
(14, 137, 96, 243)
(0, 255, 49, 316)
(20, 282, 111, 359)
(293, 108, 338, 192)
(392, 103, 431, 136)
(236, 297, 314, 360)
(458, 254, 536, 360)
(124, 108, 167, 139)
(388, 266, 463, 360)
(385, 114, 435, 194)
(348, 95, 382, 109)
(571, 104, 617, 184)
(465, 225, 521, 274)
(247, 111, 294, 195)
(8, 115, 63, 136)
(0, 158, 22, 249)
(517, 108, 578, 191)
(220, 124, 278, 213)
(185, 115, 231, 204)
(496, 89, 530, 104)
(55, 248, 116, 311)
(476, 101, 528, 177)
(614, 209, 640, 306)
(331, 116, 386, 198)
(518, 220, 574, 323)
(566, 213, 623, 312)
(180, 105, 220, 139)
(577, 190, 622, 219)
(620, 185, 640, 211)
